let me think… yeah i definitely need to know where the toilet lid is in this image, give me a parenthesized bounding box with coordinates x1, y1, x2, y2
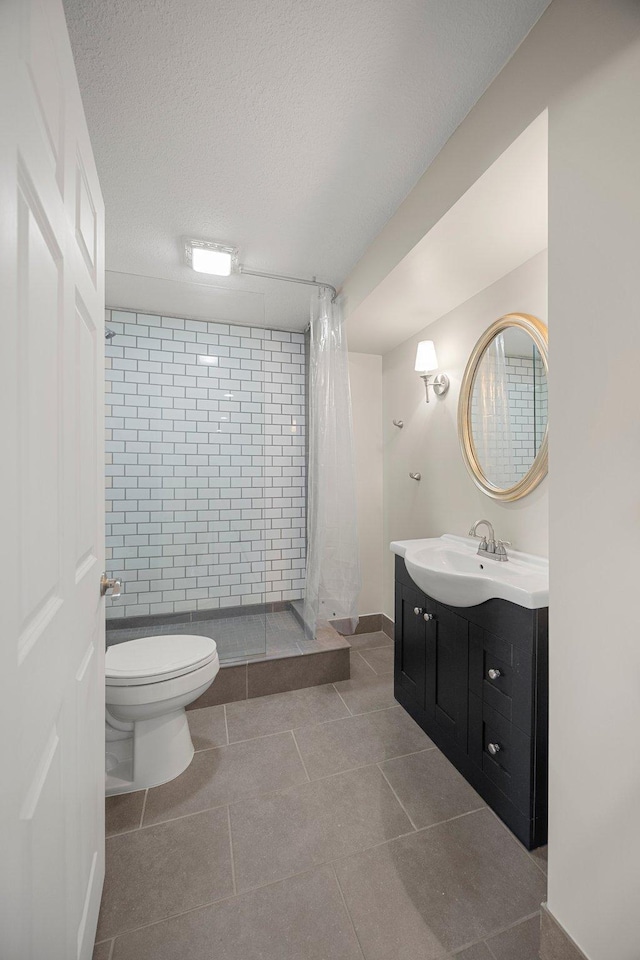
(106, 634, 218, 685)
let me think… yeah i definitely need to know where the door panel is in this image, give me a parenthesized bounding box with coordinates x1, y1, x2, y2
(1, 1, 105, 957)
(395, 585, 427, 709)
(428, 601, 469, 752)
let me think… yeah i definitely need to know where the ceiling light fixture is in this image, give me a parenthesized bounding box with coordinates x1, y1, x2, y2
(183, 236, 339, 300)
(184, 238, 239, 276)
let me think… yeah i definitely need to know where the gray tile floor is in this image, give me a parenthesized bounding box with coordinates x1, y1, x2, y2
(106, 609, 311, 663)
(95, 632, 548, 960)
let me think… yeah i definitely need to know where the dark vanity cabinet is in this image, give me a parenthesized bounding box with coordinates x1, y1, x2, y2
(394, 556, 548, 849)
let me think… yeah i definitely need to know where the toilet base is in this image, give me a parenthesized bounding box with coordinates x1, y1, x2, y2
(106, 707, 195, 796)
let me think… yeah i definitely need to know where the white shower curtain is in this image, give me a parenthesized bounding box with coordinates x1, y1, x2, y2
(303, 289, 361, 636)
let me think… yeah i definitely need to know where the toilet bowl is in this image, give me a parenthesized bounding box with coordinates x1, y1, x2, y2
(105, 634, 219, 796)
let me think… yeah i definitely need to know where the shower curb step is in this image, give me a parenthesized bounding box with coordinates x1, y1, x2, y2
(187, 622, 350, 708)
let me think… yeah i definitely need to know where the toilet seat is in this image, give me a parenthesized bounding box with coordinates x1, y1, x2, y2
(106, 634, 218, 686)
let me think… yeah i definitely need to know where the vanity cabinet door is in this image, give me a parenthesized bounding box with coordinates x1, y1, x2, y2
(469, 625, 534, 735)
(425, 600, 469, 753)
(468, 695, 533, 815)
(395, 584, 427, 710)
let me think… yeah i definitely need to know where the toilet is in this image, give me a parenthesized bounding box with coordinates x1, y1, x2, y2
(105, 634, 219, 796)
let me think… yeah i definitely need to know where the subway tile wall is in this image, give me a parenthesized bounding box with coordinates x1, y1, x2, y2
(504, 355, 548, 484)
(471, 354, 548, 488)
(104, 310, 306, 620)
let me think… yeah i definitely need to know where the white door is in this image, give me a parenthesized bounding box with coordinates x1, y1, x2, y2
(0, 0, 106, 958)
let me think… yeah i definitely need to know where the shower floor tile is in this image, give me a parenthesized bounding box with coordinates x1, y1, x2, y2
(98, 679, 547, 960)
(106, 609, 308, 664)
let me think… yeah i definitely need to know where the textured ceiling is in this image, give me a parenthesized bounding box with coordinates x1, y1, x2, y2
(64, 0, 551, 330)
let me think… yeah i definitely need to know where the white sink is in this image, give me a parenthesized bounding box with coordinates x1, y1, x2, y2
(390, 535, 548, 609)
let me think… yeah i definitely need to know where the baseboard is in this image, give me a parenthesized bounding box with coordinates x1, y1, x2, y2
(330, 613, 391, 636)
(382, 614, 394, 640)
(540, 904, 589, 960)
(329, 613, 382, 637)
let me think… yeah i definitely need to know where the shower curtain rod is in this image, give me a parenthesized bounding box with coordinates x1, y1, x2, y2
(238, 266, 338, 302)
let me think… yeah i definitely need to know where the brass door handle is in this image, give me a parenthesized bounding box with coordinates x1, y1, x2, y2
(100, 574, 121, 598)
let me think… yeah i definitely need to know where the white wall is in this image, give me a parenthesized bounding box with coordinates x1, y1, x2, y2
(382, 252, 547, 619)
(549, 17, 640, 959)
(342, 1, 640, 956)
(348, 353, 384, 616)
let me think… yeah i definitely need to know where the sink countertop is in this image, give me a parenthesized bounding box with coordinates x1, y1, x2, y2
(390, 535, 548, 610)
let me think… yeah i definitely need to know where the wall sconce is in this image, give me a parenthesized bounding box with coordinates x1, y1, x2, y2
(414, 340, 450, 403)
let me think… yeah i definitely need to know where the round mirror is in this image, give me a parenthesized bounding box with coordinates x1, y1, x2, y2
(458, 313, 548, 501)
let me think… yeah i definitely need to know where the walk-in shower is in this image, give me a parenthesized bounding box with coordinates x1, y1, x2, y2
(104, 308, 308, 662)
(104, 280, 360, 666)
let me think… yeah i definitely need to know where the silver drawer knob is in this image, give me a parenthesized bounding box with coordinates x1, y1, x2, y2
(423, 613, 434, 622)
(487, 668, 501, 681)
(487, 742, 501, 756)
(413, 607, 423, 616)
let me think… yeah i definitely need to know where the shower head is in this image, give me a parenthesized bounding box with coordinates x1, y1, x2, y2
(105, 328, 117, 342)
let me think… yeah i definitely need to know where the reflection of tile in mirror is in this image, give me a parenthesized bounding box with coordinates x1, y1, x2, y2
(470, 332, 547, 488)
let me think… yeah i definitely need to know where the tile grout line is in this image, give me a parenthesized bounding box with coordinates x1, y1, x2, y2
(140, 744, 443, 831)
(350, 641, 393, 652)
(484, 804, 550, 875)
(422, 909, 543, 960)
(226, 805, 237, 896)
(138, 789, 148, 829)
(526, 848, 549, 879)
(115, 741, 441, 836)
(102, 808, 499, 944)
(484, 940, 500, 960)
(232, 807, 492, 901)
(357, 651, 392, 677)
(352, 650, 378, 677)
(222, 703, 230, 745)
(200, 702, 411, 750)
(106, 824, 146, 840)
(331, 683, 354, 716)
(107, 938, 115, 960)
(348, 701, 408, 719)
(329, 863, 367, 960)
(474, 910, 543, 958)
(289, 729, 311, 782)
(300, 743, 438, 783)
(194, 676, 393, 725)
(376, 762, 419, 832)
(97, 864, 329, 943)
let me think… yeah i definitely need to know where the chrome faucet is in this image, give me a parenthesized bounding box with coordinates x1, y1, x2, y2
(468, 519, 510, 562)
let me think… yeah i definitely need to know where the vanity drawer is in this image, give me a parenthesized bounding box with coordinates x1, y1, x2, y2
(469, 694, 532, 815)
(469, 625, 533, 734)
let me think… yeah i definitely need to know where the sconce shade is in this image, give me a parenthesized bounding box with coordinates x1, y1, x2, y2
(415, 340, 438, 373)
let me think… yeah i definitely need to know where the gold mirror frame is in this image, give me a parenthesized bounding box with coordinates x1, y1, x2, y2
(458, 313, 548, 502)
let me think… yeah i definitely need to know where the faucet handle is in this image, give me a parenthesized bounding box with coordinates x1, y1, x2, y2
(477, 536, 488, 552)
(495, 540, 511, 560)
